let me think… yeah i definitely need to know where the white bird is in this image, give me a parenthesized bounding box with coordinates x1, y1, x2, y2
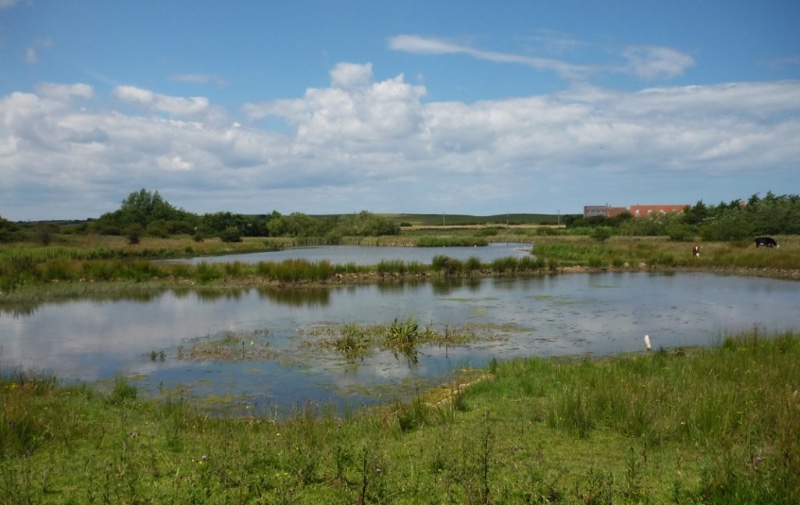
(644, 334, 652, 351)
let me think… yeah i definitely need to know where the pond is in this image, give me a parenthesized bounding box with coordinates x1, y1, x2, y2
(168, 242, 533, 266)
(1, 246, 798, 416)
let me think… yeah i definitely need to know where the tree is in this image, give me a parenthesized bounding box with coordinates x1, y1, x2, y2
(680, 201, 710, 226)
(219, 227, 242, 243)
(0, 215, 20, 243)
(95, 189, 196, 234)
(33, 223, 58, 245)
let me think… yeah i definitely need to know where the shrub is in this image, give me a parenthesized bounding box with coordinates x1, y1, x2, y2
(219, 227, 242, 243)
(124, 224, 144, 245)
(591, 226, 613, 242)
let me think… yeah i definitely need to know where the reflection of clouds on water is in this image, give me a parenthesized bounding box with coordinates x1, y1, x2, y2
(1, 272, 798, 413)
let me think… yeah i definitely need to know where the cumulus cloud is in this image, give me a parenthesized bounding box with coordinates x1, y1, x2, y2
(1, 68, 799, 220)
(244, 63, 427, 147)
(330, 62, 374, 89)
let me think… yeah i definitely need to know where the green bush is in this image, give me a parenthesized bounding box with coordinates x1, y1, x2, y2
(124, 224, 144, 244)
(219, 227, 242, 243)
(591, 226, 613, 242)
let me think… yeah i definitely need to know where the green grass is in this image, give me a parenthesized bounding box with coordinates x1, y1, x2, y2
(532, 235, 800, 272)
(2, 329, 798, 503)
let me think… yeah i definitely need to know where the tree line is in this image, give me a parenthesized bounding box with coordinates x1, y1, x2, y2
(564, 191, 800, 241)
(0, 189, 400, 244)
(2, 189, 800, 244)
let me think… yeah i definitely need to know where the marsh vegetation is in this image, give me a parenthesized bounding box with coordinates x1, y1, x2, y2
(2, 329, 798, 503)
(2, 190, 800, 502)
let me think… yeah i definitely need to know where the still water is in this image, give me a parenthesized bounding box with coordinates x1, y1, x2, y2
(1, 246, 799, 415)
(171, 242, 533, 266)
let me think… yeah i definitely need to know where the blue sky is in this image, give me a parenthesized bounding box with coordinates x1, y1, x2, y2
(1, 0, 799, 220)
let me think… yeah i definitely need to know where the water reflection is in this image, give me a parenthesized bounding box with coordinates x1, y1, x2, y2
(167, 243, 533, 266)
(0, 272, 797, 415)
(256, 287, 332, 307)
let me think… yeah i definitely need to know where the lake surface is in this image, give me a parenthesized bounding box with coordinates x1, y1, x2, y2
(169, 242, 533, 266)
(2, 245, 799, 416)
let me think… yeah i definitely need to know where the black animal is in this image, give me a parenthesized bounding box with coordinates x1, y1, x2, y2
(754, 237, 779, 248)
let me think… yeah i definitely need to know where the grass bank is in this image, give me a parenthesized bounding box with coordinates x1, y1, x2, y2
(0, 253, 551, 302)
(532, 235, 800, 274)
(2, 328, 798, 503)
(2, 235, 799, 300)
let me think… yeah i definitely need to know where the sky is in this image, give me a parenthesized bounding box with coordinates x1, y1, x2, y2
(1, 0, 799, 221)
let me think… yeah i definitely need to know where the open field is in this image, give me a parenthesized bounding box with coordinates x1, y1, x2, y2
(2, 329, 798, 503)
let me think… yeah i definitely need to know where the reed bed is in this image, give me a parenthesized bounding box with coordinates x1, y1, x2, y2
(1, 329, 797, 503)
(1, 253, 549, 297)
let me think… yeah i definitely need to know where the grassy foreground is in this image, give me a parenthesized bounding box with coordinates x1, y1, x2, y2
(2, 329, 799, 504)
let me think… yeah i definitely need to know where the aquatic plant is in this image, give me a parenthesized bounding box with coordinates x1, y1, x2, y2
(1, 329, 799, 502)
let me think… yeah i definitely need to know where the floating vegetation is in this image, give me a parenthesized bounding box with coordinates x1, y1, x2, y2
(177, 328, 274, 362)
(148, 350, 166, 362)
(298, 319, 512, 361)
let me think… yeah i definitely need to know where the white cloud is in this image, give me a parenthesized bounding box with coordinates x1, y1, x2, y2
(389, 35, 697, 83)
(25, 47, 38, 64)
(158, 155, 193, 172)
(113, 85, 211, 118)
(763, 55, 800, 70)
(113, 85, 155, 105)
(25, 37, 54, 65)
(35, 82, 93, 101)
(169, 73, 227, 85)
(389, 34, 592, 80)
(244, 63, 427, 147)
(330, 62, 374, 89)
(623, 45, 695, 80)
(1, 70, 799, 220)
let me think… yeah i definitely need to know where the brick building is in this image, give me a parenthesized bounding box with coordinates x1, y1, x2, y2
(583, 205, 629, 219)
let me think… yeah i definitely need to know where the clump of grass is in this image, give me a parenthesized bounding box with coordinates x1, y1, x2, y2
(303, 319, 483, 360)
(417, 236, 489, 247)
(432, 255, 464, 274)
(376, 259, 406, 275)
(332, 323, 370, 360)
(256, 259, 336, 282)
(194, 262, 223, 283)
(385, 317, 421, 352)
